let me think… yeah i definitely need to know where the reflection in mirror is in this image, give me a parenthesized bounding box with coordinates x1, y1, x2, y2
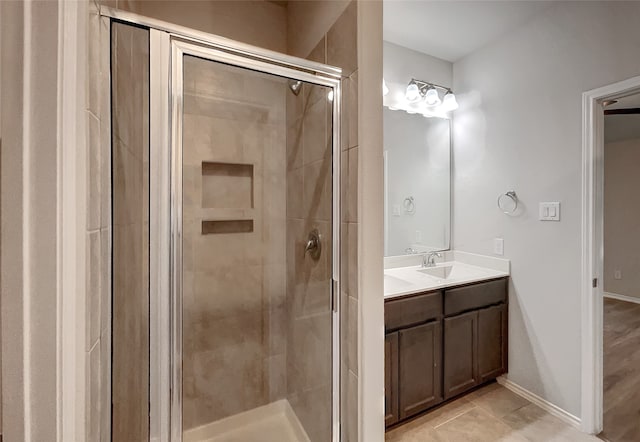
(383, 108, 451, 256)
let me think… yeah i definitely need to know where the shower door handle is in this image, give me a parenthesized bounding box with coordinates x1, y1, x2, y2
(305, 229, 322, 260)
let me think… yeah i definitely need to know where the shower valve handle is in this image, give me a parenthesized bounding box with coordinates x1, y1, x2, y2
(305, 229, 321, 260)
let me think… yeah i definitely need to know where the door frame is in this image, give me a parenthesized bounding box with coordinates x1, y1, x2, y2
(168, 37, 342, 441)
(581, 74, 640, 434)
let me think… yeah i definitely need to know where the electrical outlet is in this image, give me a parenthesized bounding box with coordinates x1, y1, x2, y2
(493, 238, 504, 256)
(614, 270, 622, 280)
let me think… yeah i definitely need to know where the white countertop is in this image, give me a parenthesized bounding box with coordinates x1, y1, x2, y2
(384, 251, 510, 299)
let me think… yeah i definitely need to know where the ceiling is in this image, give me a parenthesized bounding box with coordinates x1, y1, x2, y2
(383, 1, 554, 62)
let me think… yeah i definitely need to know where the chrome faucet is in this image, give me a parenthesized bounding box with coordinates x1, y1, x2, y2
(422, 252, 442, 268)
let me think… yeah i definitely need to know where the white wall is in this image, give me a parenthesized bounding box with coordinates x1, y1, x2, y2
(604, 131, 640, 299)
(383, 41, 451, 108)
(452, 1, 640, 418)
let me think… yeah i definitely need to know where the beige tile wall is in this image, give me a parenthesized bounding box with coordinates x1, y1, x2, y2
(285, 75, 334, 442)
(181, 55, 288, 431)
(111, 21, 151, 442)
(86, 2, 112, 441)
(285, 2, 359, 441)
(115, 0, 288, 54)
(88, 1, 361, 440)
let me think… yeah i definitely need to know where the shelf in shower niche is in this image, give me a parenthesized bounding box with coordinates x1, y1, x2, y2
(201, 161, 254, 209)
(201, 219, 254, 235)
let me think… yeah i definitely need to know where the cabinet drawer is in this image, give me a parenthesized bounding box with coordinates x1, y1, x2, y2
(385, 291, 442, 332)
(444, 278, 507, 317)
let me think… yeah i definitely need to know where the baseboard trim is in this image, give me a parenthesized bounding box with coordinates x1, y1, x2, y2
(603, 291, 640, 305)
(497, 376, 582, 429)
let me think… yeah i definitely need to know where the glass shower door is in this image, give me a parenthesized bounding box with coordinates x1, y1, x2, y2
(175, 46, 338, 442)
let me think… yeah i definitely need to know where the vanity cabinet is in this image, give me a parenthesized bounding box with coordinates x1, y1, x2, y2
(385, 277, 508, 428)
(384, 333, 399, 426)
(384, 291, 443, 426)
(398, 321, 442, 419)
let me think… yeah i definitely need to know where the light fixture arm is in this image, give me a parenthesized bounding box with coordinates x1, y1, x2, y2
(409, 78, 454, 96)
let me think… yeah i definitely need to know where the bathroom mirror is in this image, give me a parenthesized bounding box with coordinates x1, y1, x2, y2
(384, 107, 451, 256)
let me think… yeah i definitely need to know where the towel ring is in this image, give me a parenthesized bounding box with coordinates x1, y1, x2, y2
(403, 196, 416, 214)
(497, 191, 518, 215)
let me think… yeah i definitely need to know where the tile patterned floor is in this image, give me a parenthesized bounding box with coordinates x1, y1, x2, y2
(385, 382, 601, 442)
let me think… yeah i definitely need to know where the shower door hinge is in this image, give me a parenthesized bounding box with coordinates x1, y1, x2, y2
(593, 278, 598, 288)
(331, 278, 339, 312)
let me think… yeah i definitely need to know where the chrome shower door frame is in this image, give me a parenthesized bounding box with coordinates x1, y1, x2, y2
(143, 21, 343, 442)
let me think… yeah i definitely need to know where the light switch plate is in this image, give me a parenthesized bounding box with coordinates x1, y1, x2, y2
(539, 202, 560, 221)
(494, 238, 504, 256)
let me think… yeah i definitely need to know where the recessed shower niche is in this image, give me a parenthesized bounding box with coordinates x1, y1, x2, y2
(200, 161, 255, 234)
(201, 161, 254, 210)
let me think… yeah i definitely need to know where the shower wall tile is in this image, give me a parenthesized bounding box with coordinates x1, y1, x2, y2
(88, 8, 101, 116)
(86, 230, 101, 351)
(307, 36, 326, 64)
(347, 146, 358, 223)
(348, 222, 359, 300)
(302, 158, 332, 222)
(348, 295, 358, 375)
(348, 71, 359, 148)
(302, 97, 329, 165)
(86, 4, 111, 441)
(183, 311, 265, 428)
(287, 167, 304, 219)
(182, 56, 288, 430)
(326, 1, 358, 77)
(111, 22, 150, 442)
(100, 327, 111, 442)
(286, 2, 359, 441)
(287, 117, 304, 171)
(347, 369, 359, 442)
(341, 77, 351, 152)
(86, 341, 101, 442)
(87, 114, 101, 231)
(288, 383, 332, 442)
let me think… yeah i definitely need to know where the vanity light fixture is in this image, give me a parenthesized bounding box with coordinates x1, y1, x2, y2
(404, 78, 457, 113)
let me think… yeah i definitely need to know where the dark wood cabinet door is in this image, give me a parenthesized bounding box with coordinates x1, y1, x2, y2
(385, 332, 399, 427)
(398, 321, 443, 419)
(443, 310, 478, 400)
(478, 304, 508, 382)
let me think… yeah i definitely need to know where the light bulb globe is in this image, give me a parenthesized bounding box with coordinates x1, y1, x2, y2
(425, 87, 441, 106)
(405, 83, 420, 102)
(442, 91, 458, 111)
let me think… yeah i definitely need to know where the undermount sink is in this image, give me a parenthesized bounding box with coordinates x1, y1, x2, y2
(418, 265, 455, 279)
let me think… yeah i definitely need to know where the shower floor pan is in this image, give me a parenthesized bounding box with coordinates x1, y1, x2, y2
(183, 399, 310, 442)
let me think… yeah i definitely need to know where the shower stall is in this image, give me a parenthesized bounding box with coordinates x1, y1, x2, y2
(108, 10, 341, 442)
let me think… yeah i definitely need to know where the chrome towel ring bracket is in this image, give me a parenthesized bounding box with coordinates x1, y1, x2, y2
(403, 196, 416, 215)
(497, 191, 518, 215)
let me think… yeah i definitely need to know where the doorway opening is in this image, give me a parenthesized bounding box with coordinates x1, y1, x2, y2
(581, 76, 640, 438)
(600, 91, 640, 441)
